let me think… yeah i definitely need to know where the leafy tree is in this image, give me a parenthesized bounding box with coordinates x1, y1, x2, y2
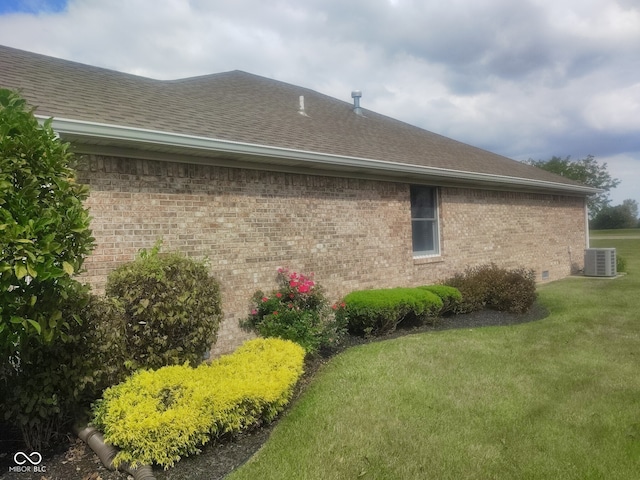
(1, 89, 95, 449)
(591, 199, 639, 230)
(525, 155, 620, 218)
(0, 89, 95, 352)
(623, 198, 639, 222)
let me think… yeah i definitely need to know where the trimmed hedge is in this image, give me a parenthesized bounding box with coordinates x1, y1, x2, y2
(92, 338, 305, 469)
(337, 287, 443, 336)
(417, 285, 463, 315)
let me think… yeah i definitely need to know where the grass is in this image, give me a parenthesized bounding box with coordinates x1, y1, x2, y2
(590, 228, 640, 237)
(228, 238, 640, 480)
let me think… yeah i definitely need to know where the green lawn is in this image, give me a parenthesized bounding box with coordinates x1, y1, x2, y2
(590, 228, 640, 238)
(228, 238, 640, 480)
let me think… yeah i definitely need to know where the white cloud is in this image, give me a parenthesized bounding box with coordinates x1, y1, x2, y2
(0, 0, 638, 207)
(585, 83, 640, 132)
(600, 153, 640, 206)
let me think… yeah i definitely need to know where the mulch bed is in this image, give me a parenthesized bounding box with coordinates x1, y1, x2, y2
(0, 303, 548, 480)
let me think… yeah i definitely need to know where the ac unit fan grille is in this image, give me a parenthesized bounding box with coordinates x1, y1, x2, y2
(584, 248, 616, 277)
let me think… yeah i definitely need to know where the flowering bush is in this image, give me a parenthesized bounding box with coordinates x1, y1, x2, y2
(242, 268, 345, 353)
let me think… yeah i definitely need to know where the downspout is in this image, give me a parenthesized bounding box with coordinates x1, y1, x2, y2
(74, 425, 156, 480)
(585, 197, 590, 249)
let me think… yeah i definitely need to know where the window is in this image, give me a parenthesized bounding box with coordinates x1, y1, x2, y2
(410, 185, 439, 256)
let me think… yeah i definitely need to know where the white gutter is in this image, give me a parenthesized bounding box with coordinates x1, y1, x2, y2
(39, 116, 602, 196)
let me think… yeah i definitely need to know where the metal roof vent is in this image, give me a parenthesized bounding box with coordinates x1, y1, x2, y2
(298, 95, 309, 116)
(351, 90, 364, 116)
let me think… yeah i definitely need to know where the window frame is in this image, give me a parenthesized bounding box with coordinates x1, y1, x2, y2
(410, 185, 440, 257)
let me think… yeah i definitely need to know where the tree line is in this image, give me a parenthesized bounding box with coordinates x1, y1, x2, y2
(526, 155, 639, 230)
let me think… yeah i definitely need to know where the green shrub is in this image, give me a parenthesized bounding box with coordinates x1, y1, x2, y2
(445, 264, 536, 314)
(0, 291, 138, 451)
(2, 243, 223, 452)
(254, 309, 326, 353)
(617, 255, 627, 273)
(418, 285, 462, 315)
(81, 294, 131, 393)
(106, 245, 222, 370)
(242, 268, 343, 353)
(1, 283, 92, 451)
(92, 338, 305, 469)
(0, 89, 94, 349)
(337, 287, 443, 336)
(0, 89, 94, 348)
(0, 89, 95, 450)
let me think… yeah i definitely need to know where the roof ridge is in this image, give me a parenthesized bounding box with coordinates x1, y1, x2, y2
(164, 69, 251, 83)
(0, 45, 340, 101)
(0, 44, 592, 193)
(0, 44, 165, 83)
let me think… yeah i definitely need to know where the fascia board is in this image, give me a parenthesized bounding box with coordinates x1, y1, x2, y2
(39, 116, 603, 196)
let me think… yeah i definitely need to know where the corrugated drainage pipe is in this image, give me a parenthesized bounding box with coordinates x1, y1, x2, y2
(74, 425, 156, 480)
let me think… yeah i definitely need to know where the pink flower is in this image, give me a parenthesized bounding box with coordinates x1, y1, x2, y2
(332, 304, 337, 310)
(340, 302, 346, 308)
(273, 311, 279, 315)
(251, 309, 257, 315)
(290, 281, 299, 288)
(262, 296, 268, 302)
(289, 293, 295, 299)
(276, 292, 282, 298)
(298, 284, 310, 294)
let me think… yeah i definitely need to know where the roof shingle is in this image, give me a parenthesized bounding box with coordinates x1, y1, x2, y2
(0, 44, 589, 192)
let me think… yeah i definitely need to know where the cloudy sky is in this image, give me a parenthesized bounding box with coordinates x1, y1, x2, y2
(1, 0, 638, 208)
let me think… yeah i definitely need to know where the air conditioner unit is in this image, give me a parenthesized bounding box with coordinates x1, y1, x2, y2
(584, 248, 617, 277)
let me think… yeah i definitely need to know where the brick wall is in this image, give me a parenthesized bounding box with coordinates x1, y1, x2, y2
(78, 155, 587, 355)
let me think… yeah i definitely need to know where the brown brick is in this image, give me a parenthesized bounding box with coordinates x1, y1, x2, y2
(78, 156, 588, 356)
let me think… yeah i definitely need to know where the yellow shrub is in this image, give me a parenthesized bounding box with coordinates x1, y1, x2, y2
(92, 338, 305, 468)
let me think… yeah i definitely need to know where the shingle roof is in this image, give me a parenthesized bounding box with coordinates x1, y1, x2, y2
(0, 44, 594, 194)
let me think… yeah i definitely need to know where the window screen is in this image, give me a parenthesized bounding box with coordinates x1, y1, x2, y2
(410, 186, 439, 256)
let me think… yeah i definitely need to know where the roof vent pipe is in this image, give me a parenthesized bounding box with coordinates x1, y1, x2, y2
(351, 90, 363, 116)
(298, 95, 309, 116)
